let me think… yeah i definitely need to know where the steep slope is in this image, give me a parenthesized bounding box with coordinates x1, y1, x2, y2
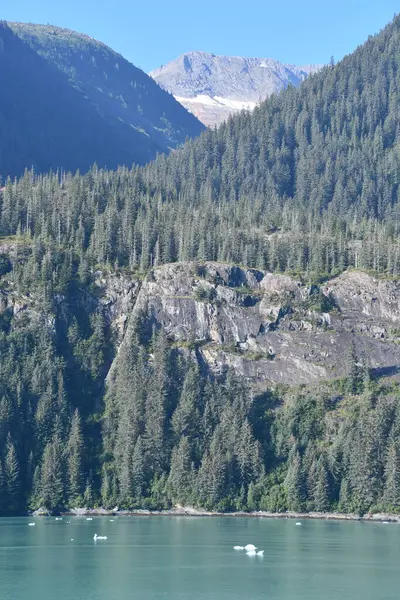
(0, 22, 203, 178)
(150, 51, 321, 126)
(143, 15, 400, 231)
(2, 18, 400, 275)
(1, 17, 400, 517)
(1, 241, 399, 515)
(114, 262, 400, 390)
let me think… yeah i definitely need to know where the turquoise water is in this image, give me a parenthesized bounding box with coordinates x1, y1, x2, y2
(0, 516, 399, 600)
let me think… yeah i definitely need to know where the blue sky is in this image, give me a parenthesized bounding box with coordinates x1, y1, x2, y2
(2, 0, 399, 72)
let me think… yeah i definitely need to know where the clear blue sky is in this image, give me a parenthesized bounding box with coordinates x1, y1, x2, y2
(2, 0, 399, 72)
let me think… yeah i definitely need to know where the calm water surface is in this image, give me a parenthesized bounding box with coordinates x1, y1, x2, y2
(0, 516, 399, 600)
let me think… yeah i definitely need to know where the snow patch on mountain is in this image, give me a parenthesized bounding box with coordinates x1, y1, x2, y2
(150, 51, 323, 127)
(176, 95, 257, 111)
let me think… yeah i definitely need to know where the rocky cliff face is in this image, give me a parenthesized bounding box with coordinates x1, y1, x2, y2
(111, 262, 400, 391)
(1, 253, 399, 391)
(150, 51, 322, 127)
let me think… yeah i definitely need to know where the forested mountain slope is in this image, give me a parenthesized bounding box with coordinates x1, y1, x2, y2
(0, 243, 399, 516)
(1, 17, 400, 516)
(1, 17, 400, 276)
(146, 16, 400, 224)
(0, 22, 203, 178)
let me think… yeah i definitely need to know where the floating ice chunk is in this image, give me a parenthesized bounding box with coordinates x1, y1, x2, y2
(246, 550, 257, 556)
(86, 517, 93, 521)
(256, 550, 264, 556)
(28, 522, 35, 526)
(295, 522, 302, 526)
(233, 545, 244, 550)
(93, 533, 107, 540)
(244, 544, 257, 551)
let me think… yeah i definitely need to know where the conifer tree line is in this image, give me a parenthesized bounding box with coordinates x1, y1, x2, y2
(101, 327, 400, 515)
(2, 16, 400, 514)
(0, 261, 106, 513)
(1, 284, 400, 515)
(2, 17, 400, 277)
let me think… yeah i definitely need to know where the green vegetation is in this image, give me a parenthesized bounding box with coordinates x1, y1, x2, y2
(2, 268, 399, 516)
(1, 16, 400, 275)
(0, 243, 399, 515)
(2, 15, 400, 514)
(193, 286, 218, 302)
(300, 287, 339, 313)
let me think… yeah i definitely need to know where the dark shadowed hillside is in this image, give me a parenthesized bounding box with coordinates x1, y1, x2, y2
(0, 22, 204, 178)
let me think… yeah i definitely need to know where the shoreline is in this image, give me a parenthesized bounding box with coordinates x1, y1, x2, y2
(29, 507, 400, 523)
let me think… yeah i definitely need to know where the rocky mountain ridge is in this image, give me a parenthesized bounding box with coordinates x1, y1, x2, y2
(150, 51, 322, 126)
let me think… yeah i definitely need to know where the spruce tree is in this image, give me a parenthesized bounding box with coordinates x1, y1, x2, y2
(83, 472, 95, 507)
(313, 458, 330, 512)
(171, 364, 202, 441)
(284, 449, 305, 512)
(383, 440, 400, 510)
(131, 435, 146, 500)
(101, 466, 112, 509)
(168, 436, 194, 504)
(66, 409, 84, 504)
(40, 437, 65, 511)
(4, 434, 21, 514)
(345, 342, 362, 395)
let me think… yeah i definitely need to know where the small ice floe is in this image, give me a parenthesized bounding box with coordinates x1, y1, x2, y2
(109, 519, 115, 522)
(86, 517, 93, 521)
(233, 546, 244, 550)
(70, 538, 74, 541)
(246, 549, 264, 557)
(382, 521, 389, 524)
(295, 522, 302, 526)
(28, 522, 35, 526)
(55, 517, 62, 521)
(66, 521, 71, 524)
(244, 544, 257, 551)
(93, 533, 107, 540)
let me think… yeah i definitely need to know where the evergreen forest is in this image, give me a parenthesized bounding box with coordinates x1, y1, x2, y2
(1, 16, 400, 515)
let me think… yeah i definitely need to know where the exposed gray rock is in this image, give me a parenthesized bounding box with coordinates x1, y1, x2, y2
(150, 51, 323, 126)
(1, 250, 399, 392)
(94, 271, 141, 343)
(116, 262, 400, 390)
(32, 507, 51, 516)
(0, 254, 140, 346)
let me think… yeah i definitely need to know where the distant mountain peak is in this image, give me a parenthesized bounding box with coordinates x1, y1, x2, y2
(150, 51, 323, 126)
